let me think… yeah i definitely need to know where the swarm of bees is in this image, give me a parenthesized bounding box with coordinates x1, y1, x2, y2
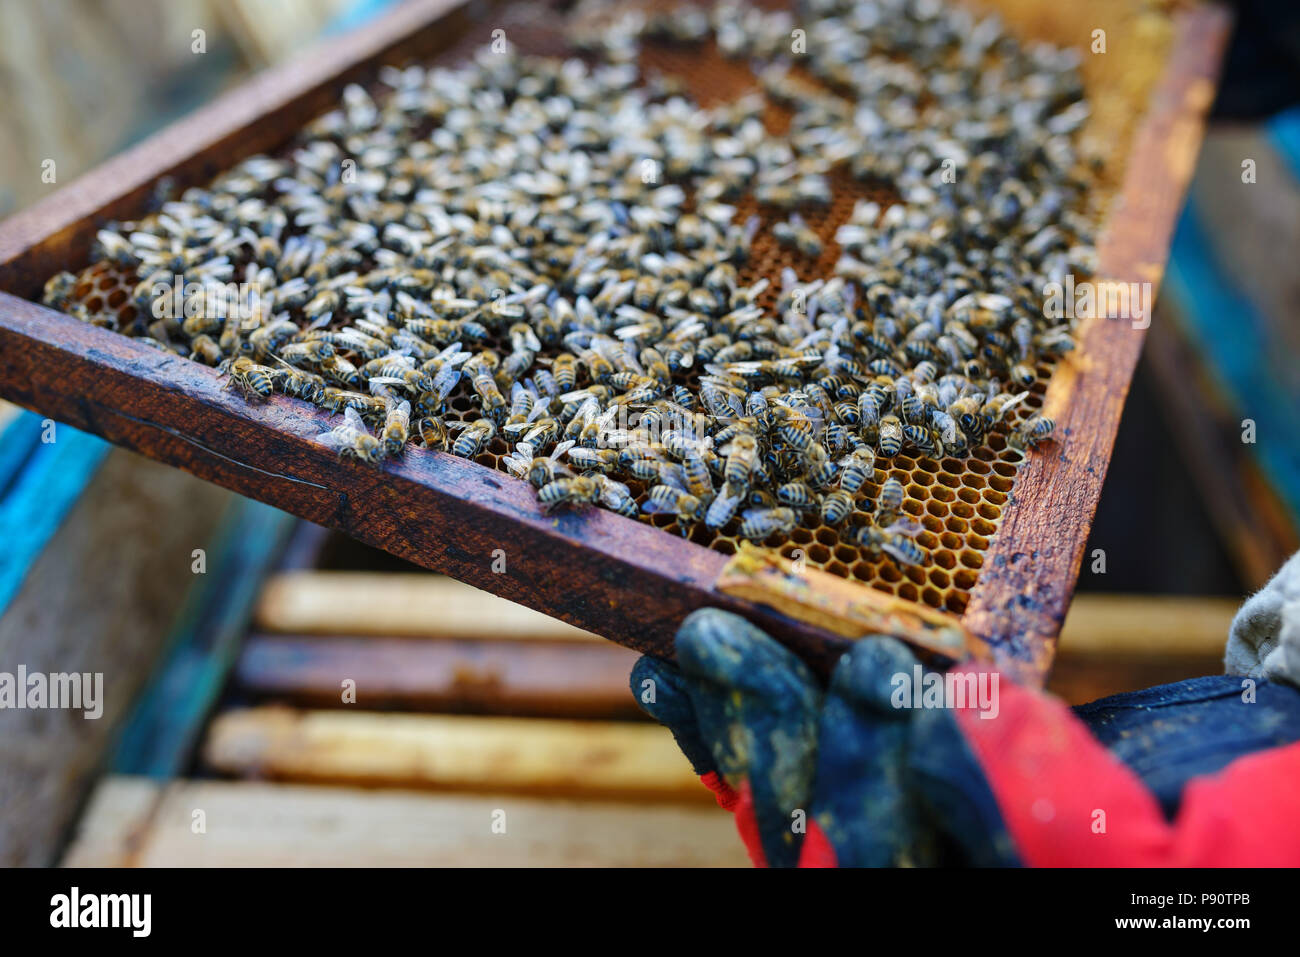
(43, 0, 1089, 571)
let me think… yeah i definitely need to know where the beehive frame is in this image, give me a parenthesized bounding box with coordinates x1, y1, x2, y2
(0, 0, 1228, 682)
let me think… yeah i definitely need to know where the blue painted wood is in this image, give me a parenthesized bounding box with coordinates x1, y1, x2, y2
(0, 414, 108, 616)
(0, 413, 43, 499)
(1165, 201, 1300, 526)
(1268, 106, 1300, 183)
(111, 498, 296, 778)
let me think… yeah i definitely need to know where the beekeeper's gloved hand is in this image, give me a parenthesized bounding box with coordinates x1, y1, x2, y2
(636, 607, 1300, 867)
(630, 609, 1011, 867)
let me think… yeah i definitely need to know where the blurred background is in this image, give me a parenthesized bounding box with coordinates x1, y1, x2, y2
(0, 0, 1297, 867)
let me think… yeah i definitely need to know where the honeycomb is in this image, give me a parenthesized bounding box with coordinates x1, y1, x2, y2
(54, 1, 1124, 623)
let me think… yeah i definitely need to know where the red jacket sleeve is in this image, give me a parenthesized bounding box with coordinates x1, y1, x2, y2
(953, 667, 1300, 866)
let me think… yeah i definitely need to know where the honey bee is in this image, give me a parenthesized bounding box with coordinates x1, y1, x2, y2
(773, 213, 823, 258)
(877, 415, 904, 456)
(539, 474, 604, 510)
(704, 485, 744, 529)
(316, 406, 383, 463)
(739, 506, 796, 541)
(279, 339, 335, 365)
(504, 440, 574, 488)
(777, 481, 818, 511)
(903, 423, 939, 457)
(594, 474, 639, 517)
(417, 416, 450, 451)
(876, 476, 905, 522)
(190, 334, 224, 366)
(552, 353, 578, 391)
(248, 319, 299, 358)
(270, 357, 327, 402)
(844, 518, 926, 566)
(451, 418, 496, 458)
(681, 449, 714, 499)
(720, 432, 758, 490)
(1008, 415, 1056, 456)
(567, 447, 620, 473)
(221, 356, 275, 398)
(42, 271, 78, 310)
(381, 399, 411, 457)
(641, 486, 704, 533)
(321, 354, 363, 389)
(838, 446, 876, 493)
(820, 489, 855, 525)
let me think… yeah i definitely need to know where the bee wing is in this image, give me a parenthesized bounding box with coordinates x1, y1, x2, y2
(314, 428, 352, 450)
(881, 517, 923, 537)
(640, 497, 680, 516)
(599, 478, 633, 509)
(659, 464, 690, 493)
(573, 396, 600, 424)
(431, 366, 461, 401)
(551, 439, 575, 459)
(342, 406, 370, 434)
(525, 398, 553, 423)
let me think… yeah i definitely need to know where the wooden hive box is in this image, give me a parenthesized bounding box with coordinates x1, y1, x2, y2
(0, 0, 1230, 681)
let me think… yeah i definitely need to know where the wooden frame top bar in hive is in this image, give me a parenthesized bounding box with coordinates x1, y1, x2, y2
(0, 0, 1230, 681)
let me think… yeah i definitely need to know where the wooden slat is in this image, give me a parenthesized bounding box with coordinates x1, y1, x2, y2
(64, 776, 747, 867)
(1056, 594, 1236, 658)
(235, 632, 643, 717)
(202, 707, 708, 802)
(254, 571, 602, 642)
(1047, 593, 1234, 705)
